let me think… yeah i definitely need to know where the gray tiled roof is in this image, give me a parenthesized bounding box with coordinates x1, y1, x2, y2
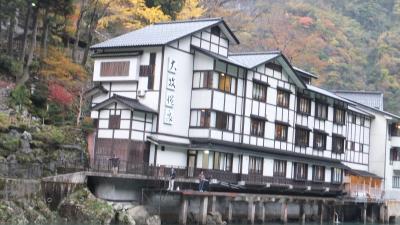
(228, 52, 280, 69)
(92, 94, 157, 113)
(91, 18, 235, 49)
(334, 91, 384, 110)
(306, 85, 353, 104)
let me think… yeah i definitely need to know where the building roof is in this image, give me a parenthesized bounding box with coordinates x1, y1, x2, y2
(306, 85, 353, 104)
(91, 18, 239, 49)
(92, 94, 157, 113)
(84, 85, 108, 98)
(293, 66, 319, 79)
(228, 51, 280, 69)
(349, 169, 381, 179)
(190, 138, 350, 169)
(334, 91, 384, 110)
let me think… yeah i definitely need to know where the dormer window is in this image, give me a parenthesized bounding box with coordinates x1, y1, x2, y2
(211, 26, 221, 36)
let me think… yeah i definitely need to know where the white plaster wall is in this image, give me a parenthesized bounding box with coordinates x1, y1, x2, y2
(156, 148, 187, 167)
(93, 57, 139, 82)
(158, 46, 194, 136)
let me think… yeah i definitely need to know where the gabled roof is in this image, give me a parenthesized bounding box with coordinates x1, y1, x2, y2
(293, 66, 318, 79)
(306, 84, 353, 104)
(334, 91, 384, 110)
(92, 94, 157, 113)
(91, 18, 239, 49)
(84, 85, 108, 98)
(349, 169, 381, 179)
(228, 51, 280, 68)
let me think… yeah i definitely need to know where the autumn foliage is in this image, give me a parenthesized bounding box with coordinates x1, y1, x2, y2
(48, 83, 74, 106)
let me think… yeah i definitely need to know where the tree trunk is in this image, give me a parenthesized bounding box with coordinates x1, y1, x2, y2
(19, 8, 39, 85)
(76, 87, 84, 126)
(20, 1, 32, 62)
(72, 0, 86, 62)
(7, 9, 16, 55)
(40, 8, 49, 59)
(81, 18, 97, 66)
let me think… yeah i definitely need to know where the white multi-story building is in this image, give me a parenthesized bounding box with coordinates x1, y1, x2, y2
(87, 18, 384, 198)
(335, 91, 400, 200)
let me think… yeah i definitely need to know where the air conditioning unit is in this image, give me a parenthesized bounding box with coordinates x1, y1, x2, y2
(137, 89, 146, 97)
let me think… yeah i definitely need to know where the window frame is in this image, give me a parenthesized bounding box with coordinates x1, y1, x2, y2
(273, 160, 287, 177)
(331, 168, 343, 184)
(315, 101, 328, 120)
(293, 162, 308, 181)
(108, 115, 121, 129)
(332, 135, 345, 154)
(248, 156, 264, 175)
(100, 61, 130, 77)
(313, 131, 327, 151)
(295, 126, 310, 147)
(275, 122, 288, 141)
(252, 80, 268, 102)
(250, 117, 265, 137)
(297, 95, 311, 115)
(276, 88, 290, 108)
(333, 107, 346, 125)
(215, 111, 235, 132)
(312, 165, 325, 182)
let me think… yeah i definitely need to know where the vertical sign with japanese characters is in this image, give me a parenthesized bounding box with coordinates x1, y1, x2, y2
(164, 58, 177, 125)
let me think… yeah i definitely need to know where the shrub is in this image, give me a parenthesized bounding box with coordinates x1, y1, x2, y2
(9, 85, 31, 112)
(81, 117, 95, 134)
(0, 113, 10, 130)
(0, 54, 22, 78)
(32, 126, 65, 146)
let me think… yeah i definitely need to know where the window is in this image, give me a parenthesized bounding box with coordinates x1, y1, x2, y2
(297, 96, 311, 115)
(211, 26, 221, 36)
(293, 162, 308, 180)
(313, 131, 327, 150)
(391, 148, 400, 161)
(331, 168, 343, 183)
(334, 108, 345, 124)
(193, 71, 213, 88)
(191, 110, 234, 131)
(212, 152, 233, 171)
(250, 118, 265, 137)
(349, 114, 356, 124)
(315, 102, 328, 119)
(108, 115, 121, 129)
(273, 160, 287, 177)
(332, 135, 345, 154)
(347, 141, 355, 151)
(393, 176, 400, 188)
(215, 112, 234, 131)
(253, 82, 267, 102)
(360, 117, 365, 126)
(249, 156, 263, 174)
(265, 62, 282, 74)
(359, 144, 364, 152)
(148, 53, 156, 89)
(190, 110, 211, 128)
(218, 73, 236, 94)
(275, 122, 288, 141)
(391, 123, 400, 137)
(100, 61, 130, 76)
(277, 89, 290, 108)
(295, 127, 309, 147)
(312, 165, 325, 182)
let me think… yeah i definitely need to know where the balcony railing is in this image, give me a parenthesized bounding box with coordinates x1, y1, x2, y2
(346, 184, 383, 200)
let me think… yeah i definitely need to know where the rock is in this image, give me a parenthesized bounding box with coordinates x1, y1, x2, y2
(6, 154, 16, 162)
(118, 211, 136, 225)
(112, 202, 124, 211)
(8, 129, 20, 138)
(206, 211, 224, 225)
(21, 131, 32, 141)
(126, 205, 149, 225)
(145, 215, 161, 225)
(58, 188, 114, 225)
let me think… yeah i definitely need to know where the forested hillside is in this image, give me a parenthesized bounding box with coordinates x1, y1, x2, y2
(207, 0, 400, 113)
(1, 0, 400, 127)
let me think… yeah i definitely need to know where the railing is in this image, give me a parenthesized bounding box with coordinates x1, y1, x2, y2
(347, 184, 383, 200)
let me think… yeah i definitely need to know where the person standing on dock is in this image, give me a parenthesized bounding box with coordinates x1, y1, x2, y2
(168, 168, 176, 191)
(198, 171, 205, 192)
